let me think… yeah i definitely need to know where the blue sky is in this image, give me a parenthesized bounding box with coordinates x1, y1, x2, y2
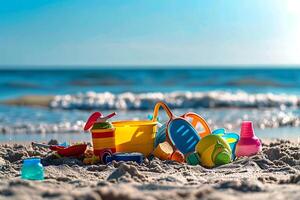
(0, 0, 299, 67)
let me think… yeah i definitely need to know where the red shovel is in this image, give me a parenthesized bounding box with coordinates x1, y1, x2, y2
(32, 142, 87, 157)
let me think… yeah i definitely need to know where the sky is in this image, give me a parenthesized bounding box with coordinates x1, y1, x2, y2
(0, 0, 300, 67)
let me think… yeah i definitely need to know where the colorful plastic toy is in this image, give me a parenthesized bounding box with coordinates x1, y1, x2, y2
(32, 142, 87, 157)
(112, 120, 157, 156)
(170, 150, 185, 163)
(153, 102, 210, 155)
(154, 123, 167, 147)
(105, 152, 144, 164)
(84, 112, 116, 131)
(212, 128, 239, 159)
(186, 152, 201, 165)
(195, 135, 232, 168)
(99, 148, 113, 163)
(154, 112, 211, 148)
(152, 141, 174, 160)
(91, 124, 116, 156)
(21, 158, 44, 180)
(235, 121, 262, 157)
(59, 142, 69, 147)
(83, 148, 113, 165)
(85, 112, 117, 156)
(182, 112, 211, 138)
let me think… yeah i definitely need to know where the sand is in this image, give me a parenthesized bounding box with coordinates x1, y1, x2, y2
(0, 95, 53, 107)
(0, 140, 299, 200)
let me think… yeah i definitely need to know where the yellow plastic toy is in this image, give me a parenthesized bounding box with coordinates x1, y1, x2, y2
(84, 112, 117, 156)
(153, 141, 174, 160)
(113, 120, 157, 156)
(195, 135, 232, 168)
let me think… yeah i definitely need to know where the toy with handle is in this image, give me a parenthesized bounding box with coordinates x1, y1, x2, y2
(154, 111, 211, 148)
(84, 112, 116, 131)
(152, 101, 200, 155)
(84, 111, 117, 156)
(32, 142, 87, 157)
(182, 112, 211, 139)
(97, 112, 117, 123)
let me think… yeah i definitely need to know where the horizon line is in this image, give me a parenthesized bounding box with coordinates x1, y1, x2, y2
(0, 64, 300, 70)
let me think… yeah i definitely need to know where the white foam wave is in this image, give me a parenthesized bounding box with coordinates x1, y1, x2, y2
(49, 91, 300, 110)
(1, 110, 299, 134)
(0, 121, 85, 135)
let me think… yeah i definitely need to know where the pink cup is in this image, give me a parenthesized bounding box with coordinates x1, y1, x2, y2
(235, 121, 262, 157)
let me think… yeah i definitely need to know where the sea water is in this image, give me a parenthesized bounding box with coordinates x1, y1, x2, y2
(0, 68, 299, 142)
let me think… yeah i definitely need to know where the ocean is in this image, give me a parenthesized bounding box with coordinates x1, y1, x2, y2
(0, 68, 299, 143)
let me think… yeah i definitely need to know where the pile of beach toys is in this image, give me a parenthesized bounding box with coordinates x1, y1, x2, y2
(83, 101, 262, 168)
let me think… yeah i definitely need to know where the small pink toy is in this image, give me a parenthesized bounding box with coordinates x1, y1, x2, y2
(235, 121, 262, 157)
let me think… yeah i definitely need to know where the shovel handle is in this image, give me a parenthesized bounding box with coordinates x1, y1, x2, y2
(152, 101, 174, 122)
(97, 112, 117, 122)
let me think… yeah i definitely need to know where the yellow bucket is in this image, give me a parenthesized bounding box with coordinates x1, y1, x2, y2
(112, 120, 157, 156)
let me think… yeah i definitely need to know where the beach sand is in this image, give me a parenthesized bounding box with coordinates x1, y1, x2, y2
(0, 95, 53, 107)
(0, 139, 299, 200)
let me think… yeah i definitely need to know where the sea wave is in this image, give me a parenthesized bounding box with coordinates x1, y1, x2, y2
(0, 121, 85, 135)
(0, 109, 299, 134)
(49, 91, 300, 110)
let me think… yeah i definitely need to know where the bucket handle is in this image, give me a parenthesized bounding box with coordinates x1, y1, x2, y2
(152, 101, 174, 122)
(183, 112, 211, 138)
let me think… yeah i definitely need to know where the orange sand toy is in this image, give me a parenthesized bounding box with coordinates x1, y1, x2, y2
(112, 120, 157, 156)
(152, 102, 211, 155)
(182, 112, 211, 138)
(152, 141, 185, 163)
(153, 141, 174, 160)
(170, 150, 185, 163)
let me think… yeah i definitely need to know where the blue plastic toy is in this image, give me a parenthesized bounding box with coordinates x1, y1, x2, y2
(168, 118, 200, 155)
(152, 102, 200, 155)
(105, 152, 144, 164)
(154, 123, 167, 147)
(21, 158, 44, 180)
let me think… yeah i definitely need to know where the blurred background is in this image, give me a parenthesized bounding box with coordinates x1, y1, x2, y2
(0, 0, 299, 142)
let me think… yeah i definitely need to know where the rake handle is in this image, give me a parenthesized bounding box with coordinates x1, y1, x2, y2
(183, 112, 211, 138)
(152, 101, 174, 122)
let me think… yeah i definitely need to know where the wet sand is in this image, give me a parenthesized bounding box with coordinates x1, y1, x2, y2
(0, 139, 299, 200)
(0, 95, 53, 107)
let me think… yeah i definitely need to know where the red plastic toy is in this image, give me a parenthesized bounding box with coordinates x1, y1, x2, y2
(32, 142, 87, 157)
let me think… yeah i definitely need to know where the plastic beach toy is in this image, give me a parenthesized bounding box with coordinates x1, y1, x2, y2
(182, 112, 211, 139)
(85, 112, 117, 156)
(154, 112, 211, 148)
(170, 150, 185, 163)
(112, 120, 157, 157)
(21, 158, 44, 180)
(195, 135, 232, 168)
(84, 112, 116, 131)
(153, 101, 198, 155)
(235, 121, 262, 157)
(152, 102, 210, 155)
(212, 128, 239, 159)
(186, 152, 201, 165)
(153, 141, 174, 160)
(32, 142, 87, 157)
(91, 123, 116, 155)
(105, 152, 144, 164)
